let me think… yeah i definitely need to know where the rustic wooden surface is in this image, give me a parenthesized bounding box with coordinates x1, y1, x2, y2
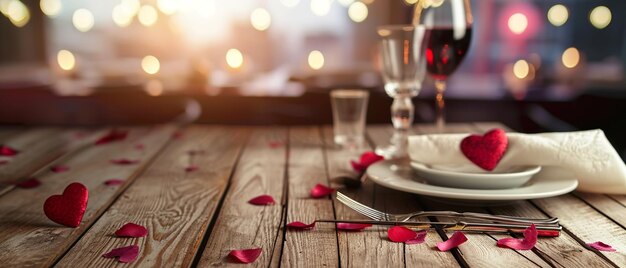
(0, 123, 624, 267)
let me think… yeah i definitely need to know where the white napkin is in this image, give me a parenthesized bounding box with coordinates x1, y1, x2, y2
(408, 129, 626, 194)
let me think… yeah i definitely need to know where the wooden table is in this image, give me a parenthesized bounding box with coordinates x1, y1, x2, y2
(0, 123, 624, 267)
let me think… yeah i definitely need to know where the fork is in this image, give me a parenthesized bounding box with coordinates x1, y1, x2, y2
(336, 191, 559, 225)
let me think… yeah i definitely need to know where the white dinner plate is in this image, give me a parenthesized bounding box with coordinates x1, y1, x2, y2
(410, 162, 541, 189)
(367, 160, 578, 201)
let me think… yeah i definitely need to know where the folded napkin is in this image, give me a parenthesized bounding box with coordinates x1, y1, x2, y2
(408, 129, 626, 194)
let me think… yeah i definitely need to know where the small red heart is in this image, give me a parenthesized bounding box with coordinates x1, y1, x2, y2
(460, 128, 508, 171)
(43, 183, 89, 227)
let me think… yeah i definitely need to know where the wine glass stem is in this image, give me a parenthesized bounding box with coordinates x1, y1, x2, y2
(434, 80, 446, 131)
(390, 94, 414, 149)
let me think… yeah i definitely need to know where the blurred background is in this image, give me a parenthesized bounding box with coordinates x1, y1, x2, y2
(0, 0, 625, 154)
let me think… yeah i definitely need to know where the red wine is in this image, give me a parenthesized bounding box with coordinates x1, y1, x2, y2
(425, 27, 472, 80)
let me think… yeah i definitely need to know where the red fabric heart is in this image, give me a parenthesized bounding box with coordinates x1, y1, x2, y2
(460, 128, 508, 171)
(43, 183, 89, 227)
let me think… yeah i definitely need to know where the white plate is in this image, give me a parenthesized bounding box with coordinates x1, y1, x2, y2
(367, 160, 578, 201)
(410, 162, 541, 189)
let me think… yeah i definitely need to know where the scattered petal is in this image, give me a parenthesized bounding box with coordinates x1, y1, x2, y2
(248, 195, 276, 206)
(15, 178, 41, 189)
(0, 159, 8, 165)
(115, 223, 148, 238)
(134, 144, 145, 150)
(437, 231, 468, 251)
(172, 131, 184, 139)
(310, 184, 334, 198)
(102, 245, 139, 263)
(351, 151, 384, 173)
(497, 224, 537, 250)
(388, 226, 420, 243)
(286, 221, 316, 230)
(228, 248, 262, 264)
(406, 230, 428, 245)
(110, 159, 140, 165)
(95, 130, 128, 145)
(337, 222, 372, 231)
(50, 165, 70, 173)
(268, 141, 283, 148)
(104, 179, 125, 186)
(587, 241, 616, 252)
(0, 145, 19, 156)
(185, 165, 199, 172)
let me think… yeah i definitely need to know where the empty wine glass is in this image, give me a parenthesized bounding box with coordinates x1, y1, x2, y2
(413, 0, 473, 130)
(375, 25, 427, 159)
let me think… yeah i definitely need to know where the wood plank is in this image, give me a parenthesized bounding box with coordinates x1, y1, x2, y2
(575, 192, 626, 229)
(197, 128, 287, 267)
(0, 127, 25, 141)
(367, 125, 460, 267)
(0, 126, 176, 267)
(280, 127, 338, 267)
(56, 126, 248, 267)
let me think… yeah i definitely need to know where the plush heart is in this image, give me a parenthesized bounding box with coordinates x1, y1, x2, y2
(460, 128, 508, 171)
(43, 183, 89, 227)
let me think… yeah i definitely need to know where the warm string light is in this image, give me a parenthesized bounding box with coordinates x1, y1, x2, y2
(40, 0, 62, 18)
(547, 4, 568, 27)
(310, 0, 332, 16)
(72, 8, 94, 32)
(508, 13, 528, 35)
(112, 4, 133, 27)
(156, 0, 178, 15)
(280, 0, 300, 8)
(226, 49, 244, 69)
(348, 1, 368, 23)
(5, 0, 30, 27)
(308, 50, 325, 70)
(589, 6, 611, 29)
(141, 55, 160, 75)
(57, 50, 76, 71)
(513, 60, 529, 79)
(562, 47, 580, 69)
(138, 5, 158, 27)
(250, 8, 271, 31)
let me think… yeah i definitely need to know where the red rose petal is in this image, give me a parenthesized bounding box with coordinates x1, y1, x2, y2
(110, 159, 140, 165)
(310, 183, 334, 198)
(102, 245, 139, 263)
(286, 221, 316, 230)
(15, 178, 41, 189)
(115, 223, 148, 238)
(388, 226, 419, 243)
(336, 222, 372, 231)
(351, 151, 384, 173)
(587, 241, 616, 252)
(185, 165, 199, 172)
(0, 145, 19, 156)
(95, 130, 128, 145)
(350, 160, 367, 173)
(50, 165, 70, 173)
(248, 195, 276, 206)
(104, 179, 125, 186)
(172, 131, 184, 139)
(228, 248, 262, 264)
(497, 224, 537, 250)
(437, 231, 468, 251)
(134, 144, 145, 150)
(406, 230, 428, 245)
(268, 141, 283, 148)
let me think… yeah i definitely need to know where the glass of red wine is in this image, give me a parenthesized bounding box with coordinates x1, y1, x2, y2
(413, 0, 473, 130)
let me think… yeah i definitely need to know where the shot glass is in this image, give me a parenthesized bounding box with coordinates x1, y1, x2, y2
(330, 89, 369, 147)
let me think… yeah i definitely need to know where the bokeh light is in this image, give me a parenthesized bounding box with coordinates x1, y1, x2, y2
(348, 2, 368, 23)
(311, 0, 332, 16)
(141, 55, 160, 75)
(156, 0, 178, 15)
(40, 0, 61, 18)
(6, 0, 30, 27)
(250, 8, 271, 31)
(561, 47, 580, 69)
(338, 0, 354, 7)
(57, 50, 76, 71)
(513, 60, 529, 79)
(138, 5, 158, 27)
(308, 50, 325, 70)
(121, 0, 140, 16)
(508, 13, 528, 35)
(589, 6, 611, 29)
(226, 49, 244, 69)
(112, 5, 133, 27)
(547, 4, 568, 27)
(280, 0, 300, 8)
(145, 80, 164, 96)
(72, 8, 94, 32)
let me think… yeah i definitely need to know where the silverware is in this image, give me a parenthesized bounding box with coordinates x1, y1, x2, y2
(336, 191, 559, 225)
(316, 219, 561, 237)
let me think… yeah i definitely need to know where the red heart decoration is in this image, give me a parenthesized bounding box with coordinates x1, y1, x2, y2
(43, 182, 89, 227)
(460, 128, 508, 171)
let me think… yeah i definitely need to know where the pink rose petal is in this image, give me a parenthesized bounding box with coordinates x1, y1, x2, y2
(110, 159, 140, 165)
(15, 178, 41, 189)
(95, 130, 128, 145)
(102, 245, 139, 263)
(104, 179, 125, 186)
(248, 195, 276, 206)
(388, 226, 420, 243)
(406, 230, 428, 244)
(336, 222, 372, 231)
(587, 241, 616, 252)
(310, 183, 334, 198)
(115, 223, 148, 238)
(497, 224, 537, 250)
(286, 221, 316, 230)
(351, 151, 384, 173)
(437, 231, 468, 251)
(350, 161, 367, 173)
(185, 165, 199, 172)
(228, 248, 262, 264)
(0, 145, 19, 156)
(50, 165, 70, 173)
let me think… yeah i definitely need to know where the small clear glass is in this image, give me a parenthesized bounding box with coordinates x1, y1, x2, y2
(331, 89, 369, 148)
(375, 25, 427, 159)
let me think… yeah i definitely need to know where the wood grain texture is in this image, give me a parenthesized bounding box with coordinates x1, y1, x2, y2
(0, 126, 176, 267)
(197, 128, 287, 267)
(56, 126, 248, 268)
(281, 127, 339, 267)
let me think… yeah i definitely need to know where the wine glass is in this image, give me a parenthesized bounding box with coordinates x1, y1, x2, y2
(413, 0, 473, 130)
(375, 25, 427, 159)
